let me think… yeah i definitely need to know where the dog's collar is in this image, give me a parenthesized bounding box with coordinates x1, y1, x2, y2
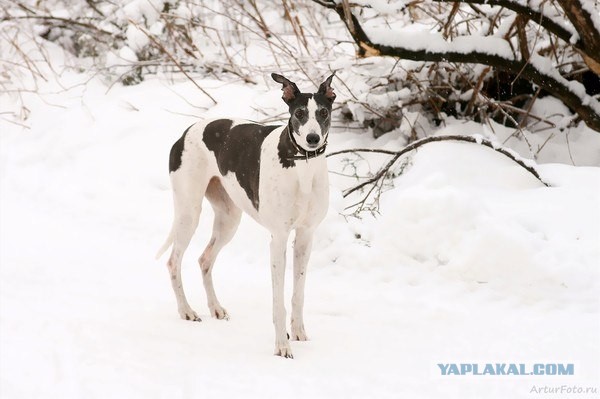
(286, 123, 327, 161)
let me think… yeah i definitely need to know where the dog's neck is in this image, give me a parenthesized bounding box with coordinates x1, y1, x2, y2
(277, 124, 327, 168)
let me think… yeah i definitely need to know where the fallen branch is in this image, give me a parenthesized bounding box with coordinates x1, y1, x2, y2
(328, 134, 549, 201)
(327, 148, 397, 157)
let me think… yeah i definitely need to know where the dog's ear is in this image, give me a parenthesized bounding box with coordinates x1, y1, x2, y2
(271, 73, 300, 105)
(317, 73, 336, 103)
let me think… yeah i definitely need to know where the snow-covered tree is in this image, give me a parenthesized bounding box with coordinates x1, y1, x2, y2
(313, 0, 600, 133)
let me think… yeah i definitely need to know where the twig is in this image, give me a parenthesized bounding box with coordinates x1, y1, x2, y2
(327, 148, 398, 157)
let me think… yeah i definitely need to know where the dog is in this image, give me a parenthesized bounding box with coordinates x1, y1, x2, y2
(156, 73, 336, 358)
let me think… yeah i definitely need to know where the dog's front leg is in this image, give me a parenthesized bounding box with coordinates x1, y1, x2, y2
(290, 227, 313, 341)
(270, 232, 292, 358)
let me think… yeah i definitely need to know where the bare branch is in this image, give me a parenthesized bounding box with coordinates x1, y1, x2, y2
(1, 15, 123, 39)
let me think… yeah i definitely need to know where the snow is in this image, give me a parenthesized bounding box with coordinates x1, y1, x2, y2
(513, 0, 579, 39)
(355, 0, 600, 120)
(352, 0, 407, 15)
(364, 27, 515, 59)
(361, 28, 600, 119)
(126, 24, 150, 52)
(431, 117, 600, 166)
(580, 0, 600, 38)
(122, 0, 164, 25)
(528, 54, 600, 116)
(1, 70, 599, 398)
(1, 2, 600, 395)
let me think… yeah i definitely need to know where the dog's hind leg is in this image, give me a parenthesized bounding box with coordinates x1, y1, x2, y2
(200, 177, 242, 320)
(167, 169, 208, 322)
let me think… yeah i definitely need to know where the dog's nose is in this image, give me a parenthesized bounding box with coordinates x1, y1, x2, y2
(306, 133, 320, 146)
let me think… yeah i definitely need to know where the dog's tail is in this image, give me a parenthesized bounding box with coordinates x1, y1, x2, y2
(155, 227, 174, 260)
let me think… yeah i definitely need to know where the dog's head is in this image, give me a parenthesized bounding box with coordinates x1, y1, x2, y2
(271, 73, 336, 152)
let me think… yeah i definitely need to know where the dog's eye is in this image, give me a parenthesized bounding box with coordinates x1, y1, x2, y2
(295, 110, 305, 119)
(319, 109, 329, 118)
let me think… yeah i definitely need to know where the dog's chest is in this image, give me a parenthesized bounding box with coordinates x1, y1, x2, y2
(256, 130, 328, 229)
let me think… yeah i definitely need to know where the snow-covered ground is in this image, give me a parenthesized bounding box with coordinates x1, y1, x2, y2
(2, 61, 600, 398)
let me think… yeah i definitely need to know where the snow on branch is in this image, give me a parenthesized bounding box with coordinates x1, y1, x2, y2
(328, 134, 549, 213)
(432, 0, 577, 46)
(432, 0, 600, 76)
(556, 0, 600, 75)
(313, 0, 600, 133)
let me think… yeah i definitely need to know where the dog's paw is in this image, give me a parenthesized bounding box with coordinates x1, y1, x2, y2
(274, 342, 294, 359)
(290, 327, 308, 341)
(179, 308, 201, 322)
(209, 305, 229, 320)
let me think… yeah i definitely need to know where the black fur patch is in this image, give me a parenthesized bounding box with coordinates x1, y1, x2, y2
(287, 94, 311, 136)
(169, 124, 193, 172)
(203, 119, 278, 210)
(313, 93, 332, 136)
(277, 126, 297, 169)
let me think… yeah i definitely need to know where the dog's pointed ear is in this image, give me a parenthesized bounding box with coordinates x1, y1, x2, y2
(317, 73, 336, 103)
(271, 73, 300, 105)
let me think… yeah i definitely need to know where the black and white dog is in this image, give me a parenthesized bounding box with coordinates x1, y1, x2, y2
(156, 73, 336, 358)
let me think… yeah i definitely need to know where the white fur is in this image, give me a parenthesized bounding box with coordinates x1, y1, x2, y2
(157, 118, 329, 359)
(296, 98, 323, 152)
